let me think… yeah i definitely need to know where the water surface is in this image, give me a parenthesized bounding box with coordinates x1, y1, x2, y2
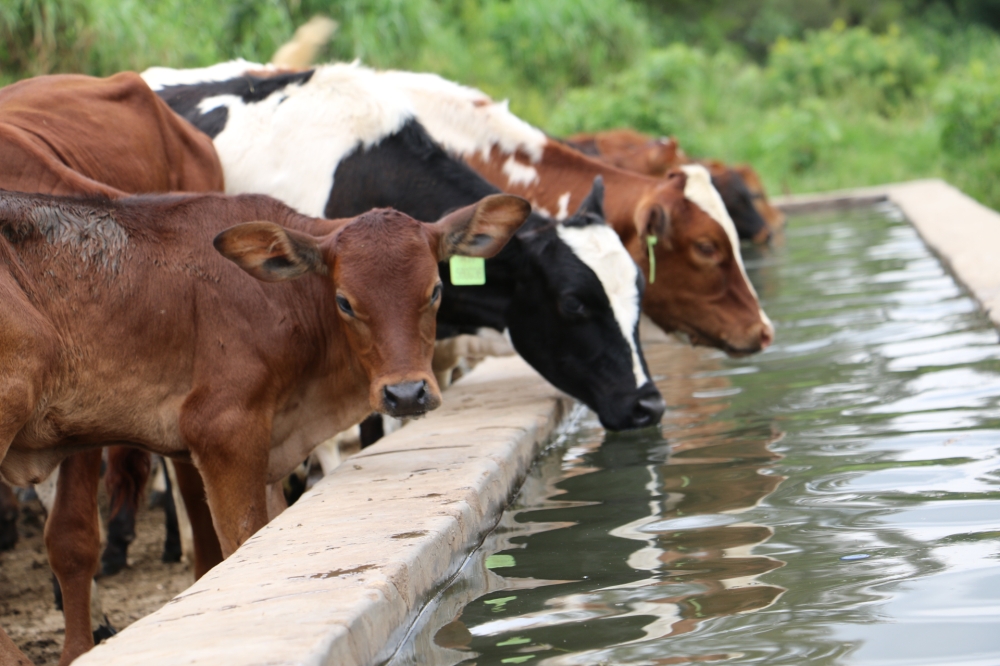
(390, 204, 1000, 666)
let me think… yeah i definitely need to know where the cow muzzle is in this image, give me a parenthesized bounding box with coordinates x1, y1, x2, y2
(596, 382, 666, 432)
(379, 379, 441, 417)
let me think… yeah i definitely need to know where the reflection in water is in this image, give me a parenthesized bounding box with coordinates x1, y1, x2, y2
(390, 204, 1000, 666)
(389, 337, 788, 666)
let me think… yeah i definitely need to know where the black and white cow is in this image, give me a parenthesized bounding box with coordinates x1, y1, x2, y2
(143, 61, 665, 431)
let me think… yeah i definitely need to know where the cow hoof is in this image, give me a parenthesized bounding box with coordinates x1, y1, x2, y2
(93, 616, 117, 644)
(161, 545, 182, 563)
(0, 524, 17, 552)
(99, 546, 128, 577)
(148, 489, 168, 510)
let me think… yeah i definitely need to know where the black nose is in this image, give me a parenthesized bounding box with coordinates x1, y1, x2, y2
(631, 393, 666, 429)
(383, 380, 431, 416)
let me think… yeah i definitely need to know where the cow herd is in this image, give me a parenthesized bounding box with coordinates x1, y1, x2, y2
(0, 58, 778, 666)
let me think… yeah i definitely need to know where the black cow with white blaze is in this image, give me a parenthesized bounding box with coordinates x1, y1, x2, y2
(144, 61, 665, 431)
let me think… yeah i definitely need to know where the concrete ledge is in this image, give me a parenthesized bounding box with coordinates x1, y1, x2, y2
(74, 356, 572, 666)
(774, 179, 1000, 328)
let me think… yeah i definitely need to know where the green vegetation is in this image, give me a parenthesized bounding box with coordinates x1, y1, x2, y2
(2, 0, 1000, 208)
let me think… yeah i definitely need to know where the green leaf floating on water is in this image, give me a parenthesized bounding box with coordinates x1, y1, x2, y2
(497, 637, 531, 646)
(486, 554, 516, 569)
(484, 595, 517, 612)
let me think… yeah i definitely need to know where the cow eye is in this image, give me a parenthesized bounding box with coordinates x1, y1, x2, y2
(694, 241, 718, 259)
(336, 294, 355, 317)
(560, 294, 588, 318)
(430, 283, 442, 306)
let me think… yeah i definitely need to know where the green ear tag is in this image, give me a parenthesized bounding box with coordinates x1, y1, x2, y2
(449, 256, 486, 286)
(646, 235, 657, 284)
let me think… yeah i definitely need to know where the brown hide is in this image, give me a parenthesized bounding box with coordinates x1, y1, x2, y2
(566, 129, 683, 178)
(467, 142, 772, 355)
(566, 129, 785, 233)
(0, 72, 223, 196)
(0, 72, 226, 665)
(0, 189, 526, 543)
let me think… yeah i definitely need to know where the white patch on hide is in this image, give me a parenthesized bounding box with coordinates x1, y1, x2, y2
(374, 69, 548, 164)
(556, 224, 649, 389)
(555, 192, 572, 221)
(142, 62, 415, 217)
(680, 164, 773, 330)
(142, 59, 275, 90)
(502, 155, 539, 186)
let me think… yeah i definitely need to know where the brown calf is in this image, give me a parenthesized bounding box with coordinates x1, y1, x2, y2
(0, 70, 226, 663)
(566, 128, 786, 234)
(0, 189, 528, 665)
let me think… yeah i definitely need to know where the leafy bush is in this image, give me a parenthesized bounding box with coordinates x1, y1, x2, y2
(547, 44, 754, 140)
(477, 0, 649, 91)
(0, 0, 91, 76)
(765, 22, 937, 114)
(937, 59, 1000, 155)
(324, 0, 443, 68)
(756, 98, 843, 173)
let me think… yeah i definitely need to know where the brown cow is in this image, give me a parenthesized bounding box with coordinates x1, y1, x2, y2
(566, 128, 685, 177)
(0, 72, 222, 198)
(377, 70, 773, 355)
(0, 189, 528, 665)
(566, 128, 786, 235)
(0, 70, 226, 661)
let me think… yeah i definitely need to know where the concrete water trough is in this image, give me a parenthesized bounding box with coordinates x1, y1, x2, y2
(73, 178, 1000, 665)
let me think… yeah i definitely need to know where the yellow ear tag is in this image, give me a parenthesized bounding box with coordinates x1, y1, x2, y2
(646, 235, 657, 284)
(449, 256, 486, 286)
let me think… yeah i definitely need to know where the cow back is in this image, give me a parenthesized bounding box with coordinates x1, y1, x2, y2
(0, 72, 223, 197)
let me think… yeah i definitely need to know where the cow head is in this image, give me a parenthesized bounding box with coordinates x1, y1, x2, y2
(635, 166, 774, 356)
(214, 194, 530, 417)
(733, 164, 786, 232)
(506, 177, 666, 431)
(706, 162, 771, 244)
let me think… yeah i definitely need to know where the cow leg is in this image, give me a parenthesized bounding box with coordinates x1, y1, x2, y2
(197, 447, 269, 558)
(100, 499, 134, 576)
(266, 482, 288, 520)
(45, 449, 103, 666)
(159, 463, 183, 563)
(0, 482, 18, 551)
(100, 447, 151, 577)
(171, 460, 222, 579)
(0, 629, 31, 666)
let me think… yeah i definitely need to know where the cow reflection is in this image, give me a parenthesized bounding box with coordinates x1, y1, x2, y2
(607, 334, 786, 647)
(409, 335, 787, 665)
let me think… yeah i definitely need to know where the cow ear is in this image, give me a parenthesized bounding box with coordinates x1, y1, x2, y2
(574, 176, 605, 223)
(214, 221, 328, 282)
(664, 167, 688, 193)
(429, 194, 531, 260)
(636, 202, 671, 248)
